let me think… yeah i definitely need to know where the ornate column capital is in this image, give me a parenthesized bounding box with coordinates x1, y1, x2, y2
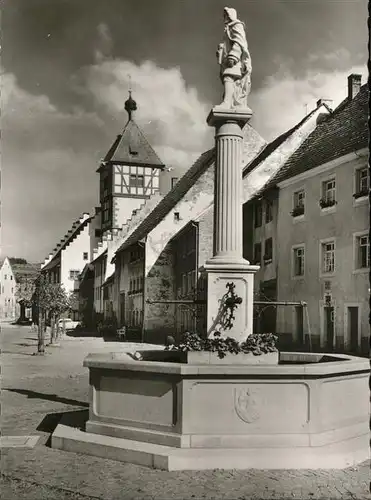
(207, 107, 253, 130)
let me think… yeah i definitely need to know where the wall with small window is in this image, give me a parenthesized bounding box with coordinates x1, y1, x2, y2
(60, 221, 91, 294)
(144, 242, 177, 343)
(248, 192, 278, 289)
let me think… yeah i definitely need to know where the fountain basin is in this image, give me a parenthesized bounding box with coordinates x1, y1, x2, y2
(52, 351, 369, 470)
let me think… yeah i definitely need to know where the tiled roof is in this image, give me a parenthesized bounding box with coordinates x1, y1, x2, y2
(115, 118, 315, 256)
(243, 107, 320, 177)
(116, 148, 215, 253)
(101, 119, 165, 168)
(260, 84, 369, 191)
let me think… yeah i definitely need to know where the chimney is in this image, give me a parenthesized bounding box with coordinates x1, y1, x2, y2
(316, 113, 329, 125)
(316, 99, 333, 111)
(348, 74, 362, 100)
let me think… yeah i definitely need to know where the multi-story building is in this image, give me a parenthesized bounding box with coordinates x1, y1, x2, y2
(0, 257, 40, 321)
(41, 212, 99, 319)
(0, 257, 17, 320)
(244, 74, 369, 354)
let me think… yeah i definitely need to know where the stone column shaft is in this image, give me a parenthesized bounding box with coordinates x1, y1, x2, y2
(202, 107, 259, 342)
(213, 122, 243, 260)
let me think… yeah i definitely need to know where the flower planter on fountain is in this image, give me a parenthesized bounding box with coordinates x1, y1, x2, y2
(131, 332, 279, 365)
(133, 350, 279, 365)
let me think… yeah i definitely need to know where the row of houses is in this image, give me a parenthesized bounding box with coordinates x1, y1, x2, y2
(41, 74, 369, 354)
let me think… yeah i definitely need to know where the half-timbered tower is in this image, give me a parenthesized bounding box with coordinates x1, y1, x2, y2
(97, 92, 165, 234)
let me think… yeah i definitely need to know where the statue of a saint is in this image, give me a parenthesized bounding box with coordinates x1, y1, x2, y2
(217, 7, 252, 109)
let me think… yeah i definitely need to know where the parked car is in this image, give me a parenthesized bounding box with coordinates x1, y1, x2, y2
(57, 318, 81, 330)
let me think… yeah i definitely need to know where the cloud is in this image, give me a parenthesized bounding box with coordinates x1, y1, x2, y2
(2, 58, 214, 261)
(94, 23, 113, 63)
(1, 70, 106, 261)
(250, 63, 367, 140)
(82, 59, 214, 167)
(3, 46, 367, 263)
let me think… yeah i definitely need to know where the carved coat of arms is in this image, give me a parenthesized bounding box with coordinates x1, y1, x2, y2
(234, 387, 260, 423)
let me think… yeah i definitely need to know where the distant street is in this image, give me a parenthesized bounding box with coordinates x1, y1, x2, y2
(1, 324, 370, 500)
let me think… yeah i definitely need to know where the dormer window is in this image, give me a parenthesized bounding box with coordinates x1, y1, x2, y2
(129, 146, 138, 156)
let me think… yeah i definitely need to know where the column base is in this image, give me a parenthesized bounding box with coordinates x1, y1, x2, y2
(204, 255, 259, 271)
(201, 262, 259, 343)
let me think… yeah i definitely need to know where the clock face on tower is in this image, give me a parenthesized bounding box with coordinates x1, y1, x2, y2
(113, 164, 159, 197)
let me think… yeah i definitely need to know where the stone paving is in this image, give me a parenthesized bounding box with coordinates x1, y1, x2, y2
(1, 324, 370, 500)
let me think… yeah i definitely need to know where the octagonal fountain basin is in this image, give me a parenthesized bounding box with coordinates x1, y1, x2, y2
(51, 351, 370, 471)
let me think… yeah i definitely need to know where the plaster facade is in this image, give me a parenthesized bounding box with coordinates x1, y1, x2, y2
(276, 151, 369, 353)
(0, 258, 17, 320)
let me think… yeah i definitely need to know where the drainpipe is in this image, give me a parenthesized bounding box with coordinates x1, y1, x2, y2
(191, 221, 199, 333)
(141, 236, 147, 344)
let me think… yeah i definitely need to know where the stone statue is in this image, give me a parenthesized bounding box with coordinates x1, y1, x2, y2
(217, 7, 252, 109)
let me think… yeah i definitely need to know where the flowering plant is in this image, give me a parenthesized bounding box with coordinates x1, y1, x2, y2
(165, 331, 278, 359)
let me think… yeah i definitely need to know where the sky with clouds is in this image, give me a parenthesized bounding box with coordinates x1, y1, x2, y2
(2, 0, 368, 262)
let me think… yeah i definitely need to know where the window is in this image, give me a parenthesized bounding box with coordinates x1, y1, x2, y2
(102, 177, 110, 198)
(83, 252, 88, 260)
(265, 199, 273, 223)
(69, 270, 80, 280)
(102, 199, 111, 223)
(264, 238, 273, 263)
(187, 272, 194, 295)
(292, 190, 305, 216)
(95, 229, 101, 238)
(254, 201, 263, 228)
(321, 241, 335, 273)
(10, 275, 13, 280)
(4, 275, 7, 280)
(129, 174, 144, 188)
(130, 248, 141, 262)
(181, 273, 187, 296)
(293, 246, 305, 276)
(320, 178, 336, 208)
(356, 234, 370, 269)
(253, 242, 262, 265)
(354, 168, 369, 198)
(171, 177, 179, 189)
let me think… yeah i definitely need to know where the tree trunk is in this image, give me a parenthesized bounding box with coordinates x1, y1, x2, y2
(55, 315, 60, 341)
(37, 309, 45, 354)
(50, 313, 56, 344)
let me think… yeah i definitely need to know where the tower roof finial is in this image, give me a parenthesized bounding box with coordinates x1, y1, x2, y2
(125, 75, 137, 121)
